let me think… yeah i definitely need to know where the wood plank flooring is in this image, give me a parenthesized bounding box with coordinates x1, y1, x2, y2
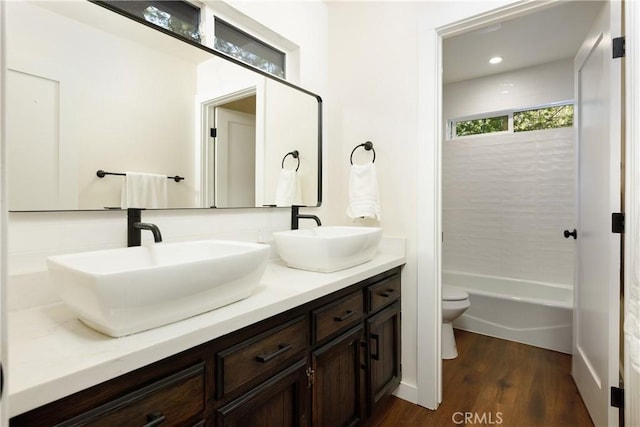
(366, 330, 594, 427)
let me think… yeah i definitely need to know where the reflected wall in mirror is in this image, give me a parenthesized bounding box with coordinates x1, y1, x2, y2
(6, 1, 321, 211)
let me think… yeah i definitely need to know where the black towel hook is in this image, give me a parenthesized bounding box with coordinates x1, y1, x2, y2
(350, 141, 376, 165)
(281, 150, 300, 171)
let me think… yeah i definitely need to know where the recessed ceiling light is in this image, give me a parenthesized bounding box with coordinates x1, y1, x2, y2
(489, 56, 503, 65)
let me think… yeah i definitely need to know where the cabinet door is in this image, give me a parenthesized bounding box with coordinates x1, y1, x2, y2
(311, 325, 364, 427)
(366, 300, 401, 413)
(215, 359, 308, 427)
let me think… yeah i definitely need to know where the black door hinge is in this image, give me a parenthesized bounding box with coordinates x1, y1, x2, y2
(611, 386, 624, 408)
(612, 212, 625, 234)
(613, 37, 625, 58)
(210, 128, 217, 138)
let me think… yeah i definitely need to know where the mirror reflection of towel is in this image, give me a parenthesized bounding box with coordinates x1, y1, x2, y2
(275, 169, 301, 207)
(121, 172, 168, 209)
(346, 163, 381, 220)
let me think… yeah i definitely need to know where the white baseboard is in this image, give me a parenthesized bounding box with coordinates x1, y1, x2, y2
(393, 381, 418, 404)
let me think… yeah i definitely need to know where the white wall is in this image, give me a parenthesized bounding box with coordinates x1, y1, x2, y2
(326, 0, 520, 409)
(444, 59, 574, 120)
(442, 60, 576, 286)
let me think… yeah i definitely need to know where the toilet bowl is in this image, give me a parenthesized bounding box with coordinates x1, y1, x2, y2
(442, 285, 470, 359)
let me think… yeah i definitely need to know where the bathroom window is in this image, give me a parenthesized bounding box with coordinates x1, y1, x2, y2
(514, 104, 574, 132)
(100, 1, 202, 43)
(450, 102, 574, 139)
(214, 18, 286, 79)
(454, 115, 509, 137)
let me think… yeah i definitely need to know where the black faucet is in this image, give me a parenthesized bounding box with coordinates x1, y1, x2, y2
(127, 208, 162, 247)
(291, 205, 322, 230)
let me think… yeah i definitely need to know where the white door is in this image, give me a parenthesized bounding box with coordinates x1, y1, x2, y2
(214, 108, 256, 207)
(573, 1, 622, 426)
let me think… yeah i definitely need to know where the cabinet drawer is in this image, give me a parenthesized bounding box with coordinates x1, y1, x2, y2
(367, 275, 401, 313)
(312, 291, 364, 343)
(58, 363, 206, 427)
(216, 316, 307, 399)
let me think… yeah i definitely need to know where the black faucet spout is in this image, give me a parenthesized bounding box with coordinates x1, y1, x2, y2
(127, 208, 163, 247)
(291, 205, 322, 230)
(134, 222, 163, 243)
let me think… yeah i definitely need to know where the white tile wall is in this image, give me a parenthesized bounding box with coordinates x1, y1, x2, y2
(442, 127, 575, 285)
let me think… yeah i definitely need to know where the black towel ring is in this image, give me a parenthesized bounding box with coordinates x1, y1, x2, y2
(350, 141, 376, 165)
(281, 150, 300, 171)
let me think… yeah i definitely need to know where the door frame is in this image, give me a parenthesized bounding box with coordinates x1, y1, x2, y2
(0, 0, 7, 422)
(198, 86, 258, 208)
(417, 0, 628, 412)
(624, 1, 640, 423)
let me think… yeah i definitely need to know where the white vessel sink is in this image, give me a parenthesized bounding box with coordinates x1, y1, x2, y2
(47, 240, 270, 337)
(273, 226, 382, 273)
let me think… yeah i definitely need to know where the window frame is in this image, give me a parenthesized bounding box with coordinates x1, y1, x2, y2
(98, 1, 204, 43)
(448, 100, 574, 140)
(212, 17, 286, 79)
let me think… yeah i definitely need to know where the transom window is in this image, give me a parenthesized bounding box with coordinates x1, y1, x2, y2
(214, 18, 286, 79)
(101, 1, 202, 43)
(450, 103, 574, 139)
(513, 104, 574, 132)
(98, 2, 286, 79)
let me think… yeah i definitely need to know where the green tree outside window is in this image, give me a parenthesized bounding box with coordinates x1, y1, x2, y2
(456, 116, 509, 137)
(514, 105, 574, 132)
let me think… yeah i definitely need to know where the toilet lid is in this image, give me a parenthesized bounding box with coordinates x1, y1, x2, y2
(442, 285, 469, 301)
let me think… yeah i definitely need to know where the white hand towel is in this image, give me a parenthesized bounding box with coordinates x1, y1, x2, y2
(275, 169, 302, 207)
(346, 163, 381, 220)
(121, 172, 168, 209)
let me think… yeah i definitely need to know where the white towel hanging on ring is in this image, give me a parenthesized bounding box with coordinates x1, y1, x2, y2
(275, 169, 302, 207)
(346, 162, 381, 221)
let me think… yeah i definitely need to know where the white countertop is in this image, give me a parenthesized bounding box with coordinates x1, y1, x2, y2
(8, 238, 406, 417)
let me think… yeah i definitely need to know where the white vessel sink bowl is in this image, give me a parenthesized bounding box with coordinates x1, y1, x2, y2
(47, 240, 270, 337)
(273, 226, 383, 273)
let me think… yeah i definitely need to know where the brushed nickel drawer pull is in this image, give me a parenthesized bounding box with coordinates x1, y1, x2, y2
(334, 310, 356, 322)
(256, 343, 293, 363)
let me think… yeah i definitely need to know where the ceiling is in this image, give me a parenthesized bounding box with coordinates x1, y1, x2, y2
(443, 1, 603, 84)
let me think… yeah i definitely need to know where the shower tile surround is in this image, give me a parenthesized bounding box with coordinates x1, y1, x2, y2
(442, 127, 575, 286)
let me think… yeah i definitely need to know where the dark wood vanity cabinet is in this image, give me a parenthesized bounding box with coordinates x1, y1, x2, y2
(10, 346, 210, 427)
(311, 325, 365, 427)
(215, 359, 309, 427)
(10, 267, 402, 427)
(367, 301, 401, 413)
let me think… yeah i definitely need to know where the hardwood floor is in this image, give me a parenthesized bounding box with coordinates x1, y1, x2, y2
(366, 330, 594, 427)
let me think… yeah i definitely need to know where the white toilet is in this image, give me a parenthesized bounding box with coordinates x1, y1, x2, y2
(442, 285, 471, 359)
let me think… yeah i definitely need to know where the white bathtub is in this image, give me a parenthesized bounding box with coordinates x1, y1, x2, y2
(444, 271, 573, 354)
